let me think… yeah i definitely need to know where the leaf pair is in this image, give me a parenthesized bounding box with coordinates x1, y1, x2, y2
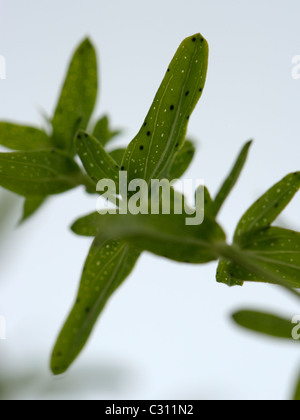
(217, 172, 300, 288)
(51, 33, 214, 375)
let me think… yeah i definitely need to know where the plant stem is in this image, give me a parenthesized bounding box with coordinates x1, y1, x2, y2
(215, 242, 300, 301)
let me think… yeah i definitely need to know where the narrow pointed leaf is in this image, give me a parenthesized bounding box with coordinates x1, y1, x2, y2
(93, 115, 121, 147)
(76, 131, 119, 184)
(0, 150, 81, 196)
(122, 34, 209, 184)
(0, 123, 52, 151)
(52, 39, 97, 151)
(232, 310, 295, 340)
(167, 140, 195, 180)
(51, 240, 140, 375)
(21, 196, 47, 223)
(234, 172, 300, 242)
(212, 141, 252, 217)
(109, 148, 126, 166)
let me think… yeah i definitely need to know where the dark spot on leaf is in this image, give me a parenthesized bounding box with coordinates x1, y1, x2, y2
(274, 203, 279, 208)
(201, 38, 204, 42)
(84, 133, 88, 138)
(170, 105, 174, 111)
(175, 143, 179, 148)
(147, 131, 151, 136)
(199, 88, 203, 92)
(140, 145, 144, 151)
(187, 116, 190, 120)
(121, 166, 125, 171)
(143, 122, 147, 127)
(167, 68, 170, 72)
(77, 134, 82, 139)
(85, 308, 90, 314)
(192, 37, 196, 42)
(56, 352, 62, 357)
(185, 91, 190, 96)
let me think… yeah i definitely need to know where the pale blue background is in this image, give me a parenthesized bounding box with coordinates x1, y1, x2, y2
(0, 0, 300, 400)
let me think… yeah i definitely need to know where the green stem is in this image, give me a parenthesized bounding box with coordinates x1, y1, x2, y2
(215, 242, 300, 300)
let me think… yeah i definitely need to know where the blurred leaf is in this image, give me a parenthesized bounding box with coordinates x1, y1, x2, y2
(52, 38, 97, 152)
(76, 131, 120, 184)
(212, 141, 252, 217)
(122, 34, 209, 184)
(51, 239, 140, 375)
(167, 140, 195, 180)
(109, 148, 126, 166)
(234, 172, 300, 242)
(203, 186, 214, 216)
(0, 123, 52, 151)
(96, 210, 225, 264)
(232, 310, 295, 340)
(93, 116, 121, 147)
(293, 371, 300, 401)
(0, 150, 82, 196)
(21, 196, 46, 223)
(71, 211, 100, 237)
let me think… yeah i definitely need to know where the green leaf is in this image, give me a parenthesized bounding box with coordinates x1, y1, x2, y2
(167, 140, 195, 180)
(0, 150, 82, 196)
(96, 209, 225, 264)
(109, 148, 126, 166)
(122, 34, 209, 184)
(212, 141, 252, 217)
(0, 123, 52, 151)
(234, 172, 300, 242)
(293, 371, 300, 401)
(232, 310, 295, 340)
(216, 258, 244, 287)
(51, 239, 140, 375)
(203, 186, 214, 216)
(21, 196, 47, 223)
(71, 211, 100, 237)
(218, 228, 300, 288)
(93, 115, 121, 147)
(52, 38, 98, 152)
(218, 173, 300, 288)
(76, 131, 120, 185)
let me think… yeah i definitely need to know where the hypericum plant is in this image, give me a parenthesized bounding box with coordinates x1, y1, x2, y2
(0, 33, 299, 399)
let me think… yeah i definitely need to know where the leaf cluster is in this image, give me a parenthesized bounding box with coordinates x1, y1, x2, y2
(1, 34, 299, 399)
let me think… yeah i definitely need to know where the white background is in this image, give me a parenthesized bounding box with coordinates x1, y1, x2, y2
(0, 0, 300, 400)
